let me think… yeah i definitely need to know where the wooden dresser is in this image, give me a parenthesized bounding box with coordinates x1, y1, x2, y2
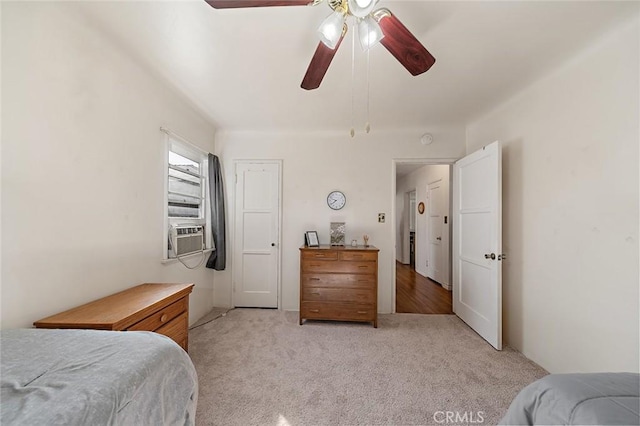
(299, 245, 379, 328)
(34, 283, 194, 351)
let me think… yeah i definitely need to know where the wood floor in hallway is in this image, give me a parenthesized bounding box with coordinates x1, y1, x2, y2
(396, 261, 453, 314)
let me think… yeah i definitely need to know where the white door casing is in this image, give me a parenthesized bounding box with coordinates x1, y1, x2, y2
(453, 141, 502, 350)
(233, 161, 281, 308)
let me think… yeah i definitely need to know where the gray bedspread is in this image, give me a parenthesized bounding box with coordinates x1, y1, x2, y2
(499, 372, 640, 425)
(1, 329, 198, 426)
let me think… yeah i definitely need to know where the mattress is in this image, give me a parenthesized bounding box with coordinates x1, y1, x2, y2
(1, 328, 198, 425)
(499, 372, 640, 425)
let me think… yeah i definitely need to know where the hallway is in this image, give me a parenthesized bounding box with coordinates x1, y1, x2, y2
(396, 261, 453, 314)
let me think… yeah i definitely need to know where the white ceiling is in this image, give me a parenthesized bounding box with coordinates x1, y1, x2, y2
(74, 1, 637, 132)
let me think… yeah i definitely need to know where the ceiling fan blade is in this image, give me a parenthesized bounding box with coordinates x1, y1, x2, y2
(374, 9, 435, 76)
(301, 27, 346, 90)
(205, 0, 311, 9)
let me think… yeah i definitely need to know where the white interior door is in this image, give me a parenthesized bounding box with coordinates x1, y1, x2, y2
(427, 180, 444, 283)
(233, 161, 281, 308)
(453, 141, 502, 350)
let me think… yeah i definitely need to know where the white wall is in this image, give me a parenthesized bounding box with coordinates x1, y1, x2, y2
(1, 2, 217, 329)
(396, 165, 450, 288)
(0, 1, 3, 326)
(467, 17, 639, 373)
(213, 128, 466, 313)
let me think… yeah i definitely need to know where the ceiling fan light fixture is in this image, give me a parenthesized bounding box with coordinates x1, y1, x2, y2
(358, 16, 383, 50)
(318, 9, 346, 49)
(347, 0, 376, 18)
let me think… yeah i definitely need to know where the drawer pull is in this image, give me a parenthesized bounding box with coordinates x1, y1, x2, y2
(357, 311, 368, 314)
(160, 313, 168, 323)
(311, 292, 320, 295)
(310, 309, 320, 313)
(314, 254, 326, 257)
(353, 255, 363, 258)
(358, 266, 368, 269)
(310, 278, 320, 281)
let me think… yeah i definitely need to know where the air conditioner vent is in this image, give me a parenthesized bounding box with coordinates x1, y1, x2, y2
(170, 225, 204, 257)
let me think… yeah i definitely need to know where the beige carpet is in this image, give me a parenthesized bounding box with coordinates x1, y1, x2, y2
(189, 309, 547, 426)
(189, 307, 233, 330)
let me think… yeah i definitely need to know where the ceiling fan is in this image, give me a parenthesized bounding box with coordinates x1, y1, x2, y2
(205, 0, 436, 90)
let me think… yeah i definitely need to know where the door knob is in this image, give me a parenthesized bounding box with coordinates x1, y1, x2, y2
(484, 253, 496, 260)
(436, 237, 442, 241)
(271, 243, 276, 247)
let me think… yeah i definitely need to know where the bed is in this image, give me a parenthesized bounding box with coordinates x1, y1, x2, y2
(1, 328, 198, 425)
(499, 372, 640, 425)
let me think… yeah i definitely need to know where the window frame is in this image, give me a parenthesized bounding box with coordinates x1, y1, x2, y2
(162, 131, 212, 261)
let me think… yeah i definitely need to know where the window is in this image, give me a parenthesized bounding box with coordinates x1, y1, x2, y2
(163, 132, 211, 260)
(168, 151, 204, 219)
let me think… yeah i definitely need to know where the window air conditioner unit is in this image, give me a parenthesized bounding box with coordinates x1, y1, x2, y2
(170, 225, 204, 257)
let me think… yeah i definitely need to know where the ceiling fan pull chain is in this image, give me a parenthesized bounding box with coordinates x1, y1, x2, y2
(365, 42, 371, 134)
(350, 18, 356, 138)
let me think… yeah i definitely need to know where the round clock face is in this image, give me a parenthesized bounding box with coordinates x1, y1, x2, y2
(327, 191, 346, 210)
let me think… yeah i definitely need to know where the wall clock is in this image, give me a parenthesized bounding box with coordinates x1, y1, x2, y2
(418, 202, 425, 214)
(327, 191, 346, 210)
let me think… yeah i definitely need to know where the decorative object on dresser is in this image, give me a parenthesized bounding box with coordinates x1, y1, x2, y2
(305, 230, 320, 247)
(299, 245, 379, 328)
(34, 283, 194, 351)
(330, 222, 346, 246)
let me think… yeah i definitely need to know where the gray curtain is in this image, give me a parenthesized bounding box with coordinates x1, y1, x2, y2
(206, 154, 226, 270)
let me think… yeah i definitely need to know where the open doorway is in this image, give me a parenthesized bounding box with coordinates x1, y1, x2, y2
(394, 161, 453, 314)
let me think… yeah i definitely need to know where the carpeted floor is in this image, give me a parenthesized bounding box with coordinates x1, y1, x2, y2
(189, 309, 547, 426)
(189, 307, 233, 330)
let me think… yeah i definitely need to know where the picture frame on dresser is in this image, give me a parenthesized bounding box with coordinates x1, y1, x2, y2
(305, 231, 319, 247)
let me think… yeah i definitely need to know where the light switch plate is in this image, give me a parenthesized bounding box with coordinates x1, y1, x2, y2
(378, 213, 385, 223)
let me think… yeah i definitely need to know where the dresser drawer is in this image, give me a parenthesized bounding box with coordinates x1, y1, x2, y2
(301, 250, 338, 260)
(339, 251, 378, 262)
(299, 246, 378, 328)
(155, 311, 188, 349)
(301, 302, 375, 322)
(33, 283, 194, 351)
(302, 260, 377, 274)
(302, 273, 375, 289)
(302, 287, 375, 303)
(127, 297, 187, 332)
